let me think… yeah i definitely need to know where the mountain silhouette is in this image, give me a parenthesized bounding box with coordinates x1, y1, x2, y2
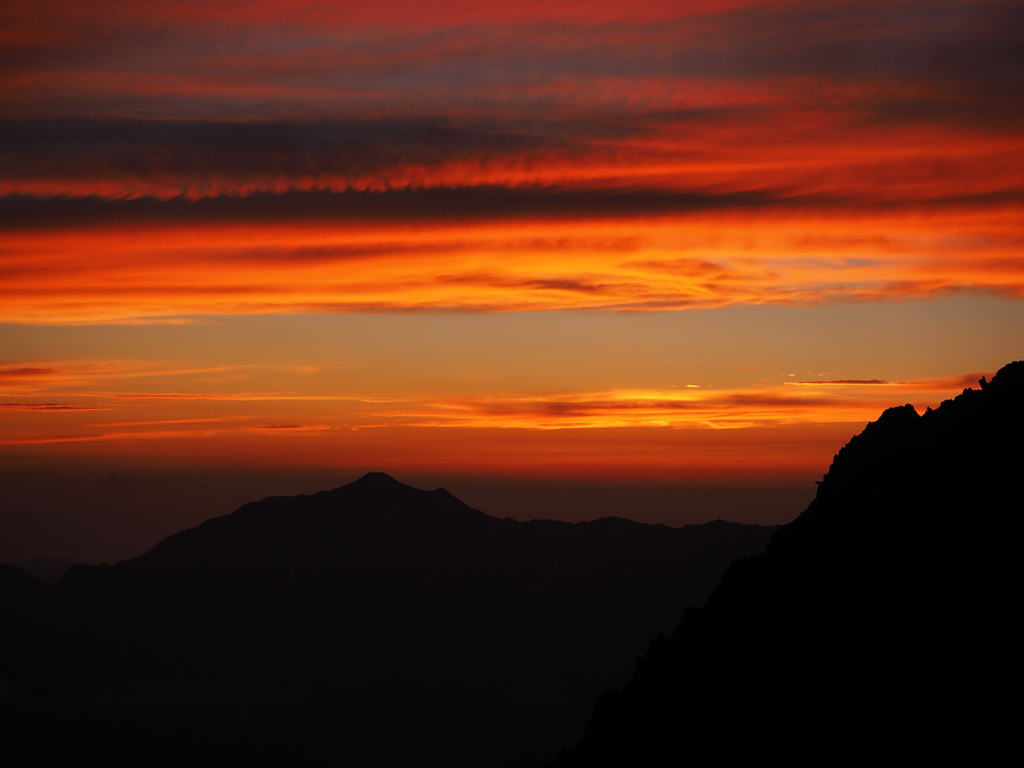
(0, 472, 776, 765)
(555, 361, 1024, 766)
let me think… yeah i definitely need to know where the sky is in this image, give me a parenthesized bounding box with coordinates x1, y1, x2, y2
(1, 0, 1023, 566)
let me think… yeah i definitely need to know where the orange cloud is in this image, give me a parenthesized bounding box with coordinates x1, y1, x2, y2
(1, 0, 1019, 483)
(3, 1, 1022, 324)
(2, 208, 1021, 322)
(0, 403, 110, 412)
(252, 423, 332, 431)
(353, 375, 992, 430)
(0, 362, 999, 479)
(0, 368, 988, 435)
(788, 372, 988, 392)
(0, 367, 62, 379)
(792, 380, 887, 385)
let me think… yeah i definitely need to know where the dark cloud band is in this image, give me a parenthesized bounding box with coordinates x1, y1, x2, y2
(5, 185, 1023, 231)
(0, 187, 787, 230)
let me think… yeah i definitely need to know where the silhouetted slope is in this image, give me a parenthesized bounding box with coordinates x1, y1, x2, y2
(0, 473, 775, 766)
(557, 361, 1024, 766)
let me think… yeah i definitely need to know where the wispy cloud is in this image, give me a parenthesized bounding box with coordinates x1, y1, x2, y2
(0, 2, 1021, 322)
(0, 367, 62, 379)
(791, 379, 888, 385)
(785, 372, 989, 392)
(253, 423, 332, 431)
(0, 403, 110, 411)
(2, 209, 1022, 322)
(1, 372, 988, 436)
(368, 377, 981, 430)
(84, 417, 250, 427)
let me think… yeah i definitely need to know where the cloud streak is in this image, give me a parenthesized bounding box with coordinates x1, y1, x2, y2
(2, 209, 1021, 321)
(0, 367, 62, 378)
(0, 403, 110, 411)
(0, 368, 991, 433)
(2, 1, 1018, 478)
(0, 348, 1001, 476)
(1, 1, 1022, 322)
(4, 1, 1021, 118)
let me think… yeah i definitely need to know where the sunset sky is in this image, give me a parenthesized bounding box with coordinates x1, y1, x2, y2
(2, 0, 1023, 561)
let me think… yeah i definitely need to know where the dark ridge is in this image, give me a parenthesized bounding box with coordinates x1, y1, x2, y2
(0, 472, 777, 765)
(6, 555, 82, 583)
(0, 563, 50, 594)
(555, 361, 1024, 766)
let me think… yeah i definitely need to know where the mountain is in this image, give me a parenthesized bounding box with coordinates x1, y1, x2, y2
(0, 473, 776, 765)
(555, 361, 1024, 766)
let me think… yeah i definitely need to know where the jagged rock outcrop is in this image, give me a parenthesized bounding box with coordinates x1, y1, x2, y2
(556, 361, 1024, 766)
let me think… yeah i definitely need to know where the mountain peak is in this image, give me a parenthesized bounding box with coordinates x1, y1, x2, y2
(0, 474, 777, 766)
(351, 471, 403, 487)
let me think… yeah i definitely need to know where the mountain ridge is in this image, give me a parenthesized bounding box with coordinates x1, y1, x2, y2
(1, 472, 778, 765)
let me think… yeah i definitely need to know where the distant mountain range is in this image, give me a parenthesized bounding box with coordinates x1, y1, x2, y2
(555, 361, 1024, 765)
(0, 472, 776, 765)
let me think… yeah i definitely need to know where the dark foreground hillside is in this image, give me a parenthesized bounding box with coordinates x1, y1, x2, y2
(0, 474, 775, 765)
(557, 361, 1024, 766)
